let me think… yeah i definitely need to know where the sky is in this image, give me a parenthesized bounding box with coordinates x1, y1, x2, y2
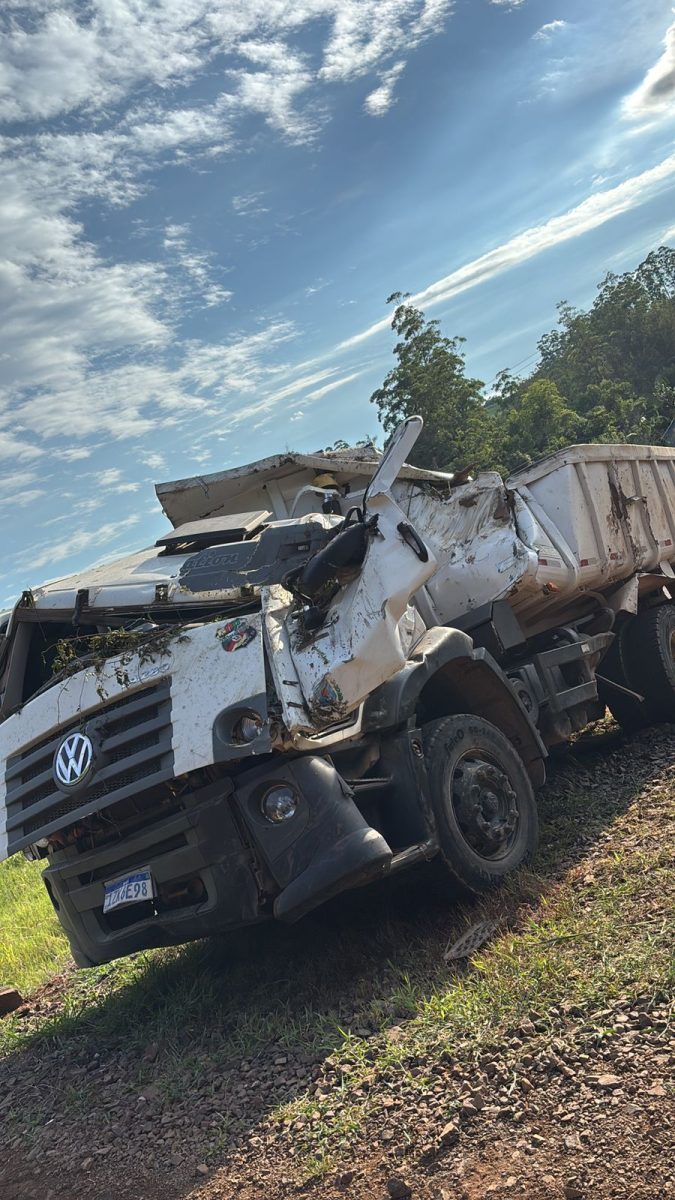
(1, 0, 675, 606)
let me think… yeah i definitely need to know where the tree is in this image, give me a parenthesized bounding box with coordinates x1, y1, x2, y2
(369, 247, 675, 479)
(532, 246, 675, 442)
(498, 379, 584, 471)
(370, 293, 492, 472)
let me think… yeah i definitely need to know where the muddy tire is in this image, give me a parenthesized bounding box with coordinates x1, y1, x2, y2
(622, 604, 675, 723)
(422, 714, 538, 894)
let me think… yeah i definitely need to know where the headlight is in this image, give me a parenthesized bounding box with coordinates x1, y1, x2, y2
(261, 785, 298, 823)
(233, 713, 264, 743)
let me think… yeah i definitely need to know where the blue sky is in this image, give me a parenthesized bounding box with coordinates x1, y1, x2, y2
(1, 0, 675, 606)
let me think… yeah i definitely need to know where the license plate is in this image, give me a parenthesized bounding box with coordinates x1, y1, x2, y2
(103, 869, 154, 914)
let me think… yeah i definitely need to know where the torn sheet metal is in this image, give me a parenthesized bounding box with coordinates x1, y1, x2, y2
(275, 489, 435, 733)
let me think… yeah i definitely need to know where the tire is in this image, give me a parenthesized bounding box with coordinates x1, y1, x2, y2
(622, 603, 675, 723)
(597, 625, 650, 731)
(422, 714, 538, 895)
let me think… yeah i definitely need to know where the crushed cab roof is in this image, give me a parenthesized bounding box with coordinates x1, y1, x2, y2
(156, 446, 453, 528)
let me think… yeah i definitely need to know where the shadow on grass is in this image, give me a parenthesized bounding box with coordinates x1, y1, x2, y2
(0, 721, 669, 1195)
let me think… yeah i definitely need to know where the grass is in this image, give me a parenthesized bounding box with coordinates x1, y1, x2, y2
(0, 720, 673, 1177)
(0, 854, 70, 994)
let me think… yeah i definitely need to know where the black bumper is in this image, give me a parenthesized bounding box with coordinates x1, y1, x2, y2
(44, 758, 392, 967)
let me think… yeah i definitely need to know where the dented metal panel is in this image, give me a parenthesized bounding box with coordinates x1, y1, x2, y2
(404, 474, 537, 625)
(283, 489, 434, 731)
(0, 618, 266, 861)
(265, 425, 437, 734)
(156, 448, 452, 528)
(489, 446, 675, 633)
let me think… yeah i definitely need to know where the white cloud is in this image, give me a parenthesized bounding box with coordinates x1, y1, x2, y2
(364, 61, 405, 116)
(56, 446, 96, 462)
(0, 167, 168, 404)
(18, 515, 142, 574)
(0, 488, 46, 509)
(623, 19, 675, 120)
(0, 4, 209, 124)
(304, 278, 330, 297)
(0, 1, 455, 458)
(0, 470, 47, 509)
(0, 2, 453, 129)
(10, 322, 296, 451)
(93, 469, 140, 494)
(232, 192, 269, 217)
(139, 451, 168, 473)
(234, 40, 317, 142)
(163, 223, 233, 308)
(338, 151, 675, 350)
(306, 370, 365, 400)
(319, 1, 452, 83)
(533, 20, 568, 42)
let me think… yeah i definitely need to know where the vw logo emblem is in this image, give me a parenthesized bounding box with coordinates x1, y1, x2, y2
(54, 731, 94, 789)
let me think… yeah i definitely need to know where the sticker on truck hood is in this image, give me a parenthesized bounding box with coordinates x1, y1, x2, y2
(216, 618, 257, 652)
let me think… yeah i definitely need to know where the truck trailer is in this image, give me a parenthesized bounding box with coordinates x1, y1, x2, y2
(1, 418, 674, 967)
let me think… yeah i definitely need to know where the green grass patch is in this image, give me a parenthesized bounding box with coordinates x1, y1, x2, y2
(0, 855, 70, 994)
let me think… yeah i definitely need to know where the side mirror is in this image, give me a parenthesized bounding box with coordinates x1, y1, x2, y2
(363, 416, 423, 512)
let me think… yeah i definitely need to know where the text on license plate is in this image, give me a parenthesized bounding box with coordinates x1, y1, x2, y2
(103, 869, 155, 914)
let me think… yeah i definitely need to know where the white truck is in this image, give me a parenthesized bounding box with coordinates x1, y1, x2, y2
(1, 418, 674, 967)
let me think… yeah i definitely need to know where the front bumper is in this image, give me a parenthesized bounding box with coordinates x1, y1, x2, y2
(45, 757, 392, 967)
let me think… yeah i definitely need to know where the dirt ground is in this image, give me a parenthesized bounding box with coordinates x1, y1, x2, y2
(1, 724, 673, 1200)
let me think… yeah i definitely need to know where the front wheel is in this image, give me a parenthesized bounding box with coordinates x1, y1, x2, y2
(423, 714, 538, 894)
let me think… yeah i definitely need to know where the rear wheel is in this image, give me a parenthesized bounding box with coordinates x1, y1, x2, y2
(422, 714, 538, 894)
(598, 624, 650, 731)
(623, 603, 675, 723)
(600, 604, 675, 729)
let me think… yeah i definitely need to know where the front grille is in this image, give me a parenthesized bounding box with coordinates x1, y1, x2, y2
(5, 682, 174, 853)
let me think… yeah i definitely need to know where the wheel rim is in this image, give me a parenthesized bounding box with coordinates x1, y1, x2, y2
(448, 752, 520, 861)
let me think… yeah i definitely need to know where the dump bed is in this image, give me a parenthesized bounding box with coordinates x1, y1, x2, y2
(412, 444, 675, 637)
(509, 443, 675, 577)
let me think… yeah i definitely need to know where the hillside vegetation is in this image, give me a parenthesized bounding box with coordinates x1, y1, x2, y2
(372, 246, 675, 474)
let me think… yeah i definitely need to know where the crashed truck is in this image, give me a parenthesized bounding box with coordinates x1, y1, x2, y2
(1, 417, 675, 968)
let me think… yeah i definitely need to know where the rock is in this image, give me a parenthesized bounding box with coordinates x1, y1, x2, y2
(647, 1082, 667, 1097)
(196, 1163, 209, 1176)
(386, 1176, 412, 1199)
(439, 1121, 460, 1147)
(143, 1042, 159, 1063)
(596, 1074, 622, 1090)
(81, 1158, 93, 1170)
(564, 1183, 584, 1200)
(460, 1099, 479, 1119)
(0, 988, 23, 1017)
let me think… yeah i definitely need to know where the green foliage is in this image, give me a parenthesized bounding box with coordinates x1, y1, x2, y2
(371, 248, 675, 474)
(0, 856, 69, 993)
(370, 292, 492, 471)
